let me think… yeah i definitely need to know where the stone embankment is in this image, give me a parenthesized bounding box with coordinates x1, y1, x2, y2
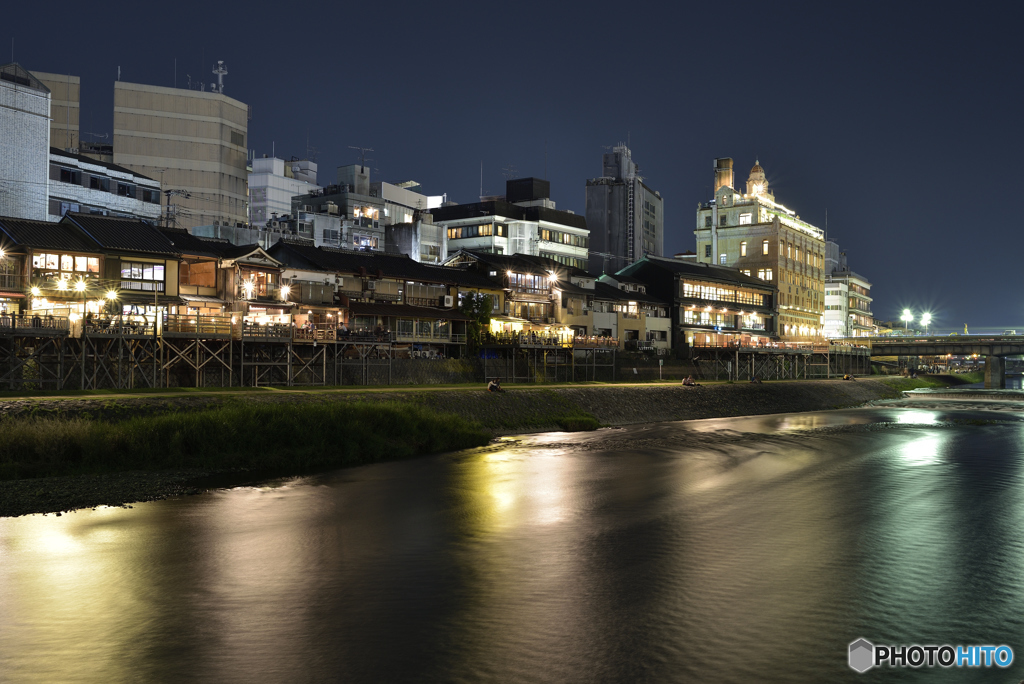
(0, 379, 903, 517)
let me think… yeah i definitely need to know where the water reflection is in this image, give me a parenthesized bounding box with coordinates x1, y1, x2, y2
(4, 408, 1024, 682)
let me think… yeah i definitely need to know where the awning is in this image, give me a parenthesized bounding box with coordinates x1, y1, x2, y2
(0, 291, 25, 298)
(181, 294, 228, 305)
(489, 315, 531, 324)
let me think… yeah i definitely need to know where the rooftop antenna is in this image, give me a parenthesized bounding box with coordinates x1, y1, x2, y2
(117, 66, 121, 81)
(544, 139, 547, 180)
(348, 146, 374, 170)
(479, 161, 483, 197)
(501, 163, 517, 180)
(212, 61, 227, 94)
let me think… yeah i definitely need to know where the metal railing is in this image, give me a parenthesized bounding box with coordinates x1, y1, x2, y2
(294, 324, 337, 342)
(235, 321, 293, 339)
(573, 335, 619, 348)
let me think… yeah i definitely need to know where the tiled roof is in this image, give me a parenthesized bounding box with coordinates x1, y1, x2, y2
(269, 240, 497, 288)
(622, 255, 776, 289)
(159, 228, 233, 258)
(593, 281, 666, 305)
(63, 214, 178, 256)
(0, 217, 96, 253)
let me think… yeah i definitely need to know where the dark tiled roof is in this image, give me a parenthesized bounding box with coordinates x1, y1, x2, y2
(221, 243, 272, 261)
(49, 147, 156, 182)
(621, 255, 776, 290)
(348, 302, 472, 321)
(447, 249, 586, 281)
(63, 214, 178, 256)
(0, 217, 96, 253)
(159, 228, 233, 258)
(270, 241, 497, 288)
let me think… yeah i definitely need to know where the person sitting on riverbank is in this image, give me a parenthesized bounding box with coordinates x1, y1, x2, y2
(487, 378, 504, 393)
(843, 374, 857, 381)
(682, 375, 699, 387)
(750, 376, 762, 384)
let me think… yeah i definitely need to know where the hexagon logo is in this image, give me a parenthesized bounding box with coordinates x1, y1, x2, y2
(849, 638, 874, 673)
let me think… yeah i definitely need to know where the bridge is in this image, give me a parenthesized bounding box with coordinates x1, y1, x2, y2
(845, 335, 1024, 388)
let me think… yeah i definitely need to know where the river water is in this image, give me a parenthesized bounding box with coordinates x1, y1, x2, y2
(3, 402, 1024, 683)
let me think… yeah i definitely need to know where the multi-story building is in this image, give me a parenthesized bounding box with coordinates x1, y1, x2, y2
(823, 240, 875, 338)
(597, 274, 672, 352)
(617, 254, 778, 352)
(292, 165, 385, 251)
(47, 147, 161, 222)
(695, 158, 825, 340)
(585, 144, 663, 275)
(113, 77, 249, 230)
(0, 64, 50, 221)
(433, 178, 589, 271)
(30, 71, 79, 152)
(248, 156, 320, 226)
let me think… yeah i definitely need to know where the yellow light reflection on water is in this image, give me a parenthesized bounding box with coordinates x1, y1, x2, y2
(899, 433, 943, 466)
(896, 411, 940, 425)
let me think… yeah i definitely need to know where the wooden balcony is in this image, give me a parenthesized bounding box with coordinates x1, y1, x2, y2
(0, 313, 70, 336)
(163, 314, 232, 338)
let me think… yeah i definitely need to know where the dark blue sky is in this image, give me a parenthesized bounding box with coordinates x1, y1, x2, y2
(8, 1, 1024, 330)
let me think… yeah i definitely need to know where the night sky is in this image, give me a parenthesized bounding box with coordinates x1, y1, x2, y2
(7, 2, 1022, 330)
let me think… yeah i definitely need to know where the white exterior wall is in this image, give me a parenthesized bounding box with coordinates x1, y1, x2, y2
(249, 157, 320, 225)
(47, 151, 161, 222)
(0, 75, 49, 220)
(824, 281, 849, 338)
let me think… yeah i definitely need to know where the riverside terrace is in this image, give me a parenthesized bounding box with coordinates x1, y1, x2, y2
(855, 334, 1024, 388)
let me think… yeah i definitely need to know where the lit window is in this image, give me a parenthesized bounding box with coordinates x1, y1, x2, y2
(740, 241, 747, 257)
(762, 240, 769, 255)
(739, 213, 752, 225)
(720, 254, 727, 265)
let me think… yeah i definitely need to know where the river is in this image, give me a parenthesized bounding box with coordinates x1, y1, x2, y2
(3, 401, 1024, 683)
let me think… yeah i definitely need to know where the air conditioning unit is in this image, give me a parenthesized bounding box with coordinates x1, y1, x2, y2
(365, 280, 376, 290)
(443, 295, 454, 308)
(335, 276, 343, 286)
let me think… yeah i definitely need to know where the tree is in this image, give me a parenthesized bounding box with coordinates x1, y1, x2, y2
(459, 292, 494, 353)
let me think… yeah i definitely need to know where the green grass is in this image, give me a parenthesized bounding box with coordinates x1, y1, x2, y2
(880, 372, 985, 392)
(0, 400, 491, 481)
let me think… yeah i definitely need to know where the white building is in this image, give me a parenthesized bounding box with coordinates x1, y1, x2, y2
(0, 64, 50, 221)
(432, 178, 589, 270)
(47, 148, 161, 222)
(248, 156, 320, 226)
(823, 279, 850, 338)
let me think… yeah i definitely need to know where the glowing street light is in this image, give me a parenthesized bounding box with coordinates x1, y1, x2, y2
(74, 280, 87, 293)
(901, 309, 913, 331)
(279, 285, 291, 301)
(920, 312, 932, 334)
(30, 286, 41, 297)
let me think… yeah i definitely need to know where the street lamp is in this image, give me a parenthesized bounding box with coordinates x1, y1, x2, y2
(901, 309, 913, 332)
(920, 312, 932, 335)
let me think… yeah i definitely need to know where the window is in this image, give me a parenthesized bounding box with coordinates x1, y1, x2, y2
(32, 252, 99, 279)
(59, 167, 81, 185)
(740, 241, 747, 257)
(795, 247, 800, 261)
(704, 245, 712, 258)
(141, 189, 160, 204)
(719, 254, 727, 265)
(89, 176, 110, 192)
(787, 243, 792, 258)
(230, 130, 245, 147)
(741, 269, 751, 276)
(757, 268, 773, 281)
(719, 215, 727, 226)
(117, 183, 136, 198)
(762, 239, 769, 255)
(119, 261, 166, 292)
(739, 213, 752, 225)
(704, 216, 712, 227)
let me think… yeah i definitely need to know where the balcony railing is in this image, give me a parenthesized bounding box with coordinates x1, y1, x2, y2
(394, 330, 452, 343)
(0, 313, 70, 334)
(84, 314, 156, 336)
(163, 314, 232, 336)
(572, 336, 619, 348)
(294, 324, 337, 342)
(235, 321, 293, 339)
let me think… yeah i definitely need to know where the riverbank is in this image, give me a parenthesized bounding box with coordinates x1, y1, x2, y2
(0, 376, 973, 517)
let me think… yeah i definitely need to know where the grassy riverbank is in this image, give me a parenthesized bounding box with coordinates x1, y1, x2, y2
(0, 375, 990, 517)
(0, 400, 491, 481)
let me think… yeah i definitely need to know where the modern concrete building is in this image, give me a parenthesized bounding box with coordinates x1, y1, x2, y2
(0, 64, 50, 221)
(113, 79, 249, 230)
(248, 156, 320, 226)
(30, 71, 79, 152)
(695, 158, 825, 341)
(823, 240, 875, 338)
(585, 144, 663, 276)
(47, 147, 161, 222)
(433, 178, 589, 270)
